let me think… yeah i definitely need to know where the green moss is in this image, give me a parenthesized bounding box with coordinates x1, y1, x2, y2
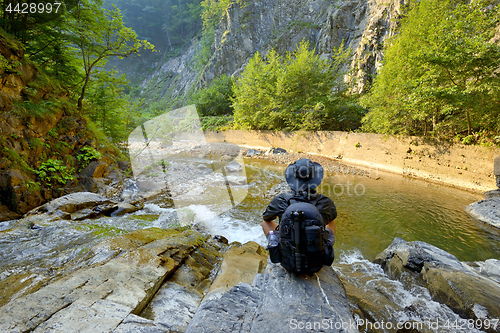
(125, 214, 159, 222)
(2, 147, 32, 173)
(75, 224, 126, 238)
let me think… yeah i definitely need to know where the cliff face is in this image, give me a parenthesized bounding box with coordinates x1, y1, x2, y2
(203, 0, 408, 92)
(143, 0, 409, 97)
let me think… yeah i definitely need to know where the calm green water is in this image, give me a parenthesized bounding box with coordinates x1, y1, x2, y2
(239, 159, 500, 262)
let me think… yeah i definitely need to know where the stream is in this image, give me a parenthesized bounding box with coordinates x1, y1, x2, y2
(0, 157, 499, 331)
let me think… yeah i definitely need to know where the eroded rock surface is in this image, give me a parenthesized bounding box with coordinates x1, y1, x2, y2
(18, 192, 144, 226)
(0, 228, 225, 333)
(186, 262, 355, 333)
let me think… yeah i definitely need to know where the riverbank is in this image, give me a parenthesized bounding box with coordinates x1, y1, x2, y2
(205, 131, 500, 193)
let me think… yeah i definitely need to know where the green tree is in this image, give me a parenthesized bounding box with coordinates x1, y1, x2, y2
(232, 49, 282, 129)
(189, 74, 235, 116)
(362, 0, 500, 137)
(232, 40, 359, 131)
(69, 0, 155, 112)
(86, 69, 131, 141)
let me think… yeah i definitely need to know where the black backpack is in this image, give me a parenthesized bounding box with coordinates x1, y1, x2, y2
(272, 196, 335, 274)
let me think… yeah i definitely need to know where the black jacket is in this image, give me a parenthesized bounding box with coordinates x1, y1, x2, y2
(262, 191, 337, 225)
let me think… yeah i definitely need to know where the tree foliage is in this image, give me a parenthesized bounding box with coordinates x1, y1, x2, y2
(86, 69, 131, 141)
(189, 74, 234, 116)
(0, 0, 155, 141)
(103, 0, 203, 52)
(362, 0, 500, 137)
(232, 40, 364, 131)
(69, 0, 154, 112)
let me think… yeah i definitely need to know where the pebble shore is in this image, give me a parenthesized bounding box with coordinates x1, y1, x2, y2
(241, 147, 377, 178)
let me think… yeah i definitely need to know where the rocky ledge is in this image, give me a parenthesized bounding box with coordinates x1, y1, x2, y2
(375, 238, 500, 332)
(2, 225, 500, 332)
(466, 191, 500, 229)
(0, 227, 228, 332)
(0, 223, 358, 333)
(465, 155, 500, 229)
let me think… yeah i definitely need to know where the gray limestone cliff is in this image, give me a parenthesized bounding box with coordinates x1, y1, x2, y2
(203, 0, 408, 92)
(140, 0, 410, 99)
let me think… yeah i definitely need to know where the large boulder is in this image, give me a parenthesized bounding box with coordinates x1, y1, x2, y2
(465, 198, 500, 229)
(22, 192, 117, 223)
(375, 238, 500, 331)
(186, 249, 356, 333)
(20, 192, 144, 225)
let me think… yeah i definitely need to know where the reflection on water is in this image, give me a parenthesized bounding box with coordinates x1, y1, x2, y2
(240, 160, 498, 262)
(326, 172, 498, 262)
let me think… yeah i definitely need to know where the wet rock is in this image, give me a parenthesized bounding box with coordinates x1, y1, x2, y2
(375, 238, 500, 329)
(212, 235, 229, 245)
(207, 242, 267, 296)
(25, 192, 114, 217)
(375, 237, 465, 275)
(121, 179, 139, 201)
(467, 259, 500, 284)
(224, 160, 243, 172)
(465, 198, 500, 229)
(246, 149, 261, 157)
(132, 236, 225, 332)
(422, 266, 500, 324)
(266, 147, 287, 155)
(225, 175, 246, 185)
(0, 228, 220, 333)
(0, 220, 11, 231)
(16, 192, 147, 224)
(111, 202, 142, 217)
(186, 259, 355, 333)
(140, 282, 202, 332)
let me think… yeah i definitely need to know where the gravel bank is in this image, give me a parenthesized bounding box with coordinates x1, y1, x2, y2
(241, 147, 378, 178)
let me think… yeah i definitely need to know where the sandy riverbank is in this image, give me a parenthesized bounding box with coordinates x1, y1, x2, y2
(204, 130, 500, 193)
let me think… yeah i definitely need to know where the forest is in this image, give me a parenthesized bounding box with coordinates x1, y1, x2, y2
(0, 0, 499, 145)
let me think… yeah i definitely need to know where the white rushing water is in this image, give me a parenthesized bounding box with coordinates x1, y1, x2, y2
(334, 251, 486, 333)
(140, 203, 266, 245)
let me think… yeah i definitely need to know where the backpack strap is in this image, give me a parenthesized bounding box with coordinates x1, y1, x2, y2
(288, 193, 321, 207)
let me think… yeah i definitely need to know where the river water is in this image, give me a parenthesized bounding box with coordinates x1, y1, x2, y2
(210, 159, 499, 262)
(0, 158, 499, 330)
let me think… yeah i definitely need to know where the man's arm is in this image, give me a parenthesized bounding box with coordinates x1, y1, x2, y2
(325, 219, 335, 245)
(262, 217, 278, 236)
(326, 220, 335, 234)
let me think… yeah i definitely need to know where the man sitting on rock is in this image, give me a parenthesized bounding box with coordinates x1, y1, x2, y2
(262, 158, 336, 274)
